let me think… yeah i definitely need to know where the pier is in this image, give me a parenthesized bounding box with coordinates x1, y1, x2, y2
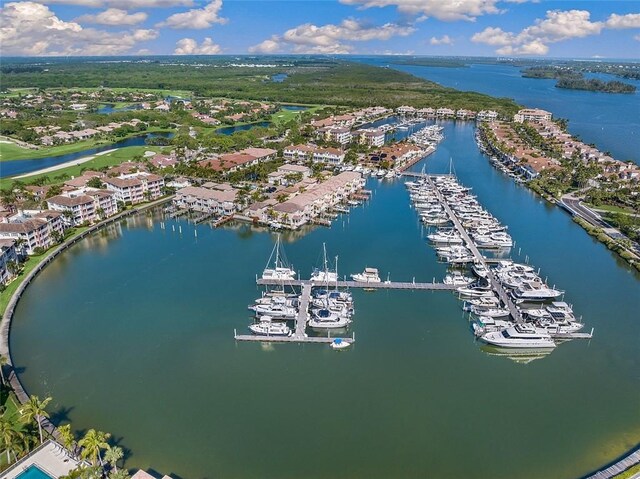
(234, 282, 355, 344)
(256, 278, 458, 291)
(424, 175, 525, 324)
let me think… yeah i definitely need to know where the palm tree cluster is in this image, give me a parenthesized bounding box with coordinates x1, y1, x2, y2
(0, 385, 126, 479)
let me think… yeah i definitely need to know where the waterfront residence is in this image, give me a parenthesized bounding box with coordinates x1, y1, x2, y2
(477, 110, 499, 121)
(436, 107, 456, 118)
(0, 211, 63, 255)
(313, 148, 346, 165)
(174, 185, 238, 216)
(47, 194, 96, 226)
(258, 171, 363, 229)
(326, 127, 353, 145)
(1, 440, 86, 479)
(356, 129, 385, 147)
(0, 238, 19, 285)
(417, 107, 436, 117)
(514, 108, 553, 123)
(268, 164, 311, 185)
(396, 105, 417, 116)
(104, 172, 164, 205)
(283, 144, 315, 161)
(456, 109, 477, 120)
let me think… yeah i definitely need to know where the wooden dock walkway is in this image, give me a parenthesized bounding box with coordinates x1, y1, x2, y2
(582, 447, 640, 479)
(295, 283, 311, 338)
(424, 175, 525, 324)
(256, 278, 458, 291)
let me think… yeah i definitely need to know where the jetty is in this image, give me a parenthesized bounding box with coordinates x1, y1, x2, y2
(424, 174, 525, 324)
(257, 278, 458, 291)
(234, 282, 354, 344)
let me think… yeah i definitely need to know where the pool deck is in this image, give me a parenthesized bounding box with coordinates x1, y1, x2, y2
(0, 440, 85, 479)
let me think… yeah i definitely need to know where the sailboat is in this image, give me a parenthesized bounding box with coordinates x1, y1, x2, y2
(310, 243, 338, 283)
(262, 235, 296, 280)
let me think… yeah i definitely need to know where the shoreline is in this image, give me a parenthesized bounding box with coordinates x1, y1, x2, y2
(11, 149, 118, 179)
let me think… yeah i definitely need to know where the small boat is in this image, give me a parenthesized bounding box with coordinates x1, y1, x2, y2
(443, 272, 474, 286)
(330, 338, 351, 350)
(308, 308, 351, 329)
(249, 316, 292, 337)
(351, 267, 381, 283)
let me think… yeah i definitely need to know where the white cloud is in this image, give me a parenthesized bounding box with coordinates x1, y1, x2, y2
(429, 35, 453, 45)
(76, 8, 147, 25)
(472, 9, 608, 55)
(0, 2, 158, 55)
(157, 0, 226, 29)
(605, 13, 640, 29)
(30, 0, 194, 8)
(248, 37, 281, 54)
(339, 0, 505, 21)
(248, 19, 415, 54)
(174, 37, 221, 54)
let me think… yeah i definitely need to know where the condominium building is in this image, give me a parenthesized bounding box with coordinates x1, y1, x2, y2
(514, 108, 552, 123)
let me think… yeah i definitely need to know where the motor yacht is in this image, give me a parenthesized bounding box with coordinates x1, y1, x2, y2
(308, 308, 351, 329)
(351, 267, 381, 283)
(481, 324, 556, 349)
(248, 316, 292, 337)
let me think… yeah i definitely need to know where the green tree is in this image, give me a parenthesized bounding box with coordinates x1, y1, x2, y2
(58, 423, 76, 454)
(78, 429, 111, 466)
(0, 354, 7, 386)
(104, 445, 124, 472)
(0, 415, 24, 464)
(86, 177, 105, 189)
(20, 395, 52, 444)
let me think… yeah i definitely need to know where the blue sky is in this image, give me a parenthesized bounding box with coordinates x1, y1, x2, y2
(1, 0, 639, 57)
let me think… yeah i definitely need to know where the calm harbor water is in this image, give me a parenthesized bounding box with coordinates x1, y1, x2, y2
(356, 58, 640, 164)
(1, 132, 174, 179)
(10, 121, 640, 479)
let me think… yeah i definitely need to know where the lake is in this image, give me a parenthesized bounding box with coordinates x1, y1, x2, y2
(10, 121, 640, 479)
(1, 132, 174, 179)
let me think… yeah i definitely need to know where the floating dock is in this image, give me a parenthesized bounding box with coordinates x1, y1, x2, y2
(256, 278, 458, 291)
(234, 282, 354, 344)
(423, 174, 525, 324)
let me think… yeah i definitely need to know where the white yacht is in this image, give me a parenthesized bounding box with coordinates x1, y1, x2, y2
(249, 316, 292, 337)
(470, 306, 511, 318)
(472, 316, 514, 337)
(262, 235, 296, 281)
(310, 243, 338, 283)
(250, 302, 297, 320)
(443, 272, 474, 286)
(427, 230, 463, 245)
(351, 267, 381, 283)
(510, 281, 564, 301)
(308, 308, 351, 329)
(481, 324, 556, 349)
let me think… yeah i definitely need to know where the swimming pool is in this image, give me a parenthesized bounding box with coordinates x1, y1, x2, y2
(16, 465, 54, 479)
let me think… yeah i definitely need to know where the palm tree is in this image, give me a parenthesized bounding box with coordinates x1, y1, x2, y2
(57, 423, 76, 454)
(0, 354, 8, 386)
(0, 415, 23, 464)
(78, 429, 111, 466)
(20, 395, 52, 444)
(104, 445, 123, 472)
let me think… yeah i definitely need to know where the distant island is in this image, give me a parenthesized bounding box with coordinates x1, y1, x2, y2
(522, 66, 636, 94)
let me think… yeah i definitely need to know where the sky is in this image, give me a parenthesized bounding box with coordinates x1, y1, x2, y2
(1, 0, 639, 58)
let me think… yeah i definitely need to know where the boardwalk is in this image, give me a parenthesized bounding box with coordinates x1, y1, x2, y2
(256, 278, 458, 291)
(582, 447, 640, 479)
(424, 175, 525, 324)
(295, 283, 311, 338)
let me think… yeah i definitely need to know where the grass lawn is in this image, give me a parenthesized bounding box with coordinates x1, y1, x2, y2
(0, 127, 174, 162)
(586, 203, 636, 215)
(0, 145, 166, 188)
(613, 463, 640, 478)
(271, 105, 323, 126)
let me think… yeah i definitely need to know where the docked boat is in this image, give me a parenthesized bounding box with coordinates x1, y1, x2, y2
(472, 316, 514, 337)
(470, 306, 511, 318)
(262, 235, 296, 281)
(510, 281, 564, 301)
(310, 243, 339, 283)
(443, 272, 474, 286)
(481, 324, 556, 349)
(308, 308, 351, 329)
(351, 267, 381, 283)
(330, 338, 351, 350)
(249, 316, 292, 337)
(250, 302, 298, 320)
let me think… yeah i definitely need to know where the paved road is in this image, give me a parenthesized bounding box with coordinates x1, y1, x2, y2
(561, 194, 609, 228)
